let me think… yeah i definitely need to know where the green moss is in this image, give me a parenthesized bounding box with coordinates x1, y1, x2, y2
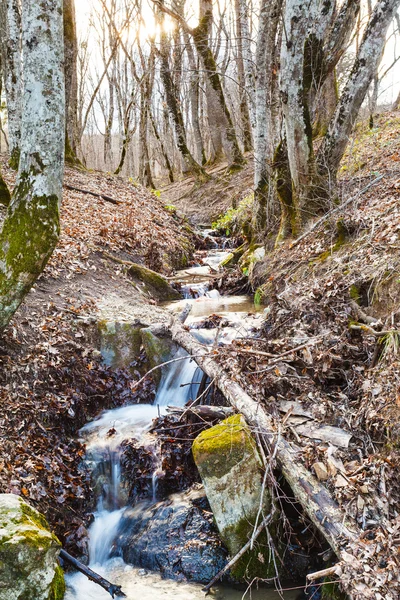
(0, 170, 60, 310)
(8, 147, 20, 171)
(273, 141, 298, 242)
(212, 195, 254, 239)
(224, 517, 275, 581)
(127, 263, 180, 302)
(48, 564, 65, 600)
(254, 287, 264, 306)
(192, 414, 258, 479)
(349, 284, 360, 303)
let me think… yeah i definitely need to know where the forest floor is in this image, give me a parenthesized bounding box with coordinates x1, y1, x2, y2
(0, 160, 196, 554)
(199, 111, 400, 597)
(0, 110, 400, 597)
(161, 155, 254, 225)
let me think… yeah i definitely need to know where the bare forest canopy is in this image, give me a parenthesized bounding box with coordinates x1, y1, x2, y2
(1, 1, 400, 189)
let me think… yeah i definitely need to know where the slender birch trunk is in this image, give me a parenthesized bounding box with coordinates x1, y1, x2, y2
(183, 30, 206, 165)
(2, 0, 23, 169)
(238, 0, 255, 137)
(234, 0, 252, 152)
(253, 0, 282, 232)
(0, 0, 65, 331)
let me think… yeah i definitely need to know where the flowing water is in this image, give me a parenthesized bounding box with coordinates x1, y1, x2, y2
(65, 243, 299, 600)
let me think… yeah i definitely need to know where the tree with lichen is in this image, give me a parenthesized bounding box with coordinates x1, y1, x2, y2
(0, 0, 65, 331)
(271, 0, 399, 241)
(1, 0, 23, 170)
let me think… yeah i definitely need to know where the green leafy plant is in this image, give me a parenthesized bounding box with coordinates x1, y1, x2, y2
(212, 193, 254, 237)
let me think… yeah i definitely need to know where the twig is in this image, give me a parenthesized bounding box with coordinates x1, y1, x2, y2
(289, 175, 384, 249)
(247, 338, 323, 374)
(350, 323, 400, 337)
(202, 512, 274, 593)
(307, 565, 341, 582)
(59, 550, 126, 598)
(167, 270, 221, 281)
(64, 184, 121, 205)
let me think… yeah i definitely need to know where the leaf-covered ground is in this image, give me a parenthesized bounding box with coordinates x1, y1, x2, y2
(0, 161, 194, 553)
(203, 111, 400, 598)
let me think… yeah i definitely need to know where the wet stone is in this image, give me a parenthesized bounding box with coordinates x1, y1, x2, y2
(118, 486, 228, 584)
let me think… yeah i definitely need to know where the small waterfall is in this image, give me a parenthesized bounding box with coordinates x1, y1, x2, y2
(66, 350, 204, 598)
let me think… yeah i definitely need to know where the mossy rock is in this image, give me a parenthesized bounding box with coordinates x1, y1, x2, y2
(0, 494, 65, 600)
(192, 415, 280, 581)
(97, 320, 142, 372)
(238, 244, 265, 276)
(220, 243, 246, 269)
(141, 327, 178, 385)
(127, 263, 181, 302)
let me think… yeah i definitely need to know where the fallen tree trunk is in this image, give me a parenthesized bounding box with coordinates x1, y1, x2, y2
(169, 318, 386, 599)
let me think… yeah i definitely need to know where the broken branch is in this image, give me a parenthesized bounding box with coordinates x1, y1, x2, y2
(59, 549, 126, 598)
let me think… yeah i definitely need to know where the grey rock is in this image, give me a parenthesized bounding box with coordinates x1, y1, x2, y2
(118, 486, 228, 584)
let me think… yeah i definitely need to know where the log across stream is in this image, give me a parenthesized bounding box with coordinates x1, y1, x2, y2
(64, 239, 300, 600)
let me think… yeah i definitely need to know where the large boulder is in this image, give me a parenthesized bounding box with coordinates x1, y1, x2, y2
(118, 485, 228, 583)
(192, 414, 279, 581)
(0, 494, 65, 600)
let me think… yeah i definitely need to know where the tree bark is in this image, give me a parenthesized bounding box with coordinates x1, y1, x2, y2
(317, 0, 400, 179)
(183, 30, 206, 165)
(157, 4, 208, 181)
(0, 0, 65, 331)
(234, 0, 252, 152)
(2, 0, 23, 169)
(280, 0, 316, 234)
(253, 0, 282, 233)
(63, 0, 81, 166)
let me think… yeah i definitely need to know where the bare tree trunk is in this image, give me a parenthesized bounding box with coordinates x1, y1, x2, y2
(280, 0, 317, 235)
(238, 0, 255, 135)
(253, 0, 283, 232)
(64, 0, 82, 166)
(157, 5, 208, 182)
(234, 0, 252, 152)
(0, 0, 65, 331)
(2, 0, 22, 169)
(138, 85, 155, 188)
(317, 0, 400, 179)
(192, 0, 245, 171)
(149, 108, 174, 183)
(277, 0, 364, 238)
(183, 30, 206, 165)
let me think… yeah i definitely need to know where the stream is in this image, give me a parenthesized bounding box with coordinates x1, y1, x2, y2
(64, 234, 299, 600)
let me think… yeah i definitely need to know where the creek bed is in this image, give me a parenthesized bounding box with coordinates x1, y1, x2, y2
(64, 238, 301, 600)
